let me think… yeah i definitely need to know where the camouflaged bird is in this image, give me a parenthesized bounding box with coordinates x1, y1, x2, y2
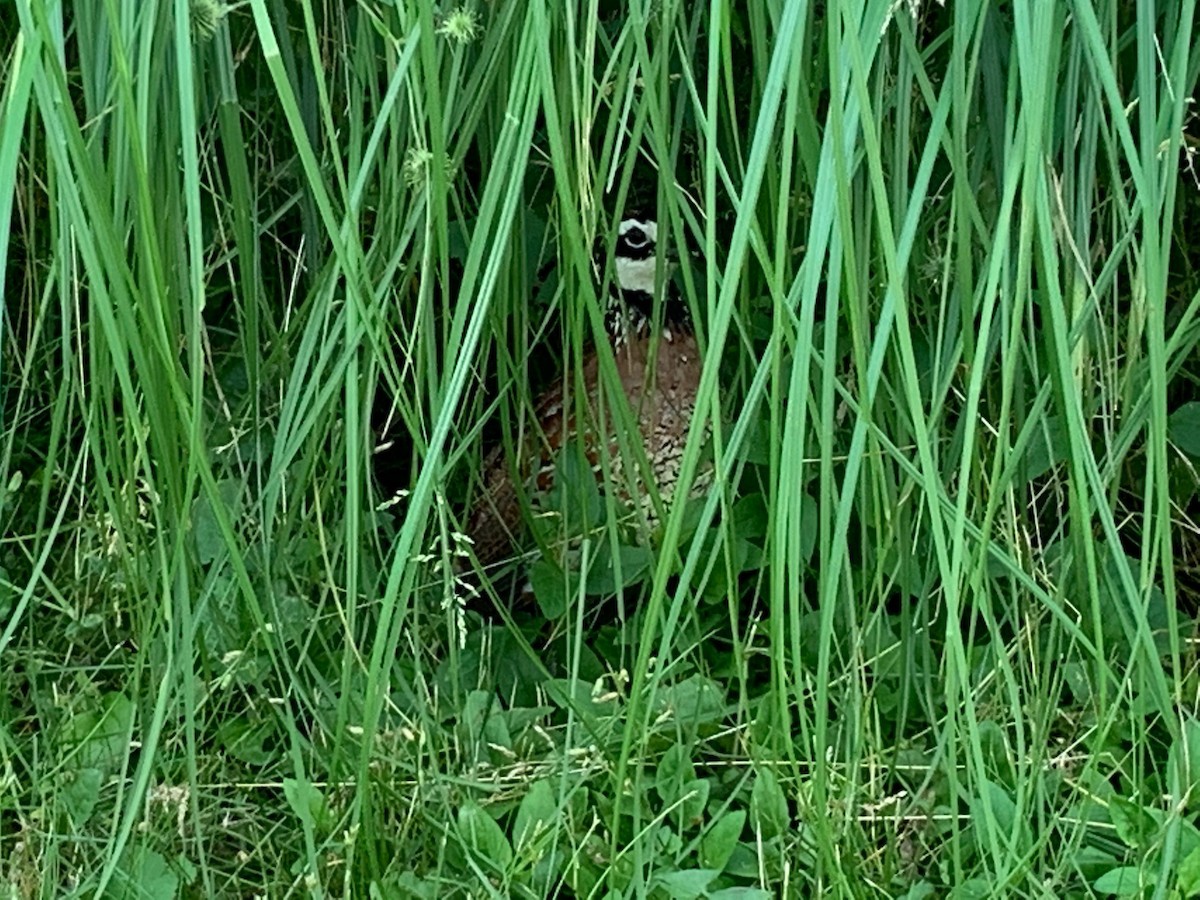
(466, 214, 704, 571)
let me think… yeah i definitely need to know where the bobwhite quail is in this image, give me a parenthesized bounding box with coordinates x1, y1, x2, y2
(465, 214, 703, 571)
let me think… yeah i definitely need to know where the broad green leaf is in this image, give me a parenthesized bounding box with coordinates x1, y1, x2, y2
(654, 675, 725, 728)
(283, 777, 330, 833)
(215, 719, 273, 766)
(656, 824, 683, 857)
(798, 492, 818, 564)
(1178, 846, 1200, 896)
(546, 446, 601, 533)
(543, 678, 617, 729)
(656, 743, 696, 805)
(700, 533, 756, 600)
(505, 705, 554, 736)
(483, 702, 513, 755)
(378, 872, 436, 899)
(738, 413, 772, 465)
(1170, 718, 1200, 806)
(895, 883, 937, 900)
(970, 778, 1018, 842)
(132, 849, 178, 899)
(724, 842, 766, 878)
(67, 692, 135, 774)
(750, 767, 788, 839)
(1061, 662, 1092, 704)
(1177, 817, 1200, 860)
(529, 558, 568, 619)
(731, 492, 768, 539)
(110, 848, 178, 900)
(269, 588, 316, 646)
(1108, 796, 1158, 849)
(679, 779, 710, 827)
(947, 879, 991, 900)
(457, 799, 513, 871)
(1023, 415, 1069, 482)
(585, 543, 655, 594)
(458, 688, 493, 751)
(514, 780, 557, 853)
(192, 477, 242, 565)
(1169, 403, 1200, 457)
(652, 868, 719, 899)
(1093, 865, 1151, 895)
(1073, 844, 1120, 881)
(699, 809, 746, 871)
(60, 767, 103, 826)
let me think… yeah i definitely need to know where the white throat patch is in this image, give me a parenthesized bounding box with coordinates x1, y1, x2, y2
(615, 255, 658, 294)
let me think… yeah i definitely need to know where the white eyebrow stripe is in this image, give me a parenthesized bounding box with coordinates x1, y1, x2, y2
(618, 218, 658, 243)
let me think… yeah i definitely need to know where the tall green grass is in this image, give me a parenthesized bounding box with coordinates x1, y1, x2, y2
(3, 0, 1200, 895)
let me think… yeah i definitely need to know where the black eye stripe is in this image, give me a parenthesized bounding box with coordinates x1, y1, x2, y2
(616, 241, 656, 260)
(616, 227, 657, 259)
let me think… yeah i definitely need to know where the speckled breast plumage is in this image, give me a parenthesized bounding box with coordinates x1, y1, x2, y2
(466, 320, 703, 570)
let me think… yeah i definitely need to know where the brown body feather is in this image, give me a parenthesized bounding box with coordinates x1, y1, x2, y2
(466, 324, 702, 569)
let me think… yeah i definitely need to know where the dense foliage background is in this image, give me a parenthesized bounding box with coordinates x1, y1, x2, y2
(3, 0, 1200, 896)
